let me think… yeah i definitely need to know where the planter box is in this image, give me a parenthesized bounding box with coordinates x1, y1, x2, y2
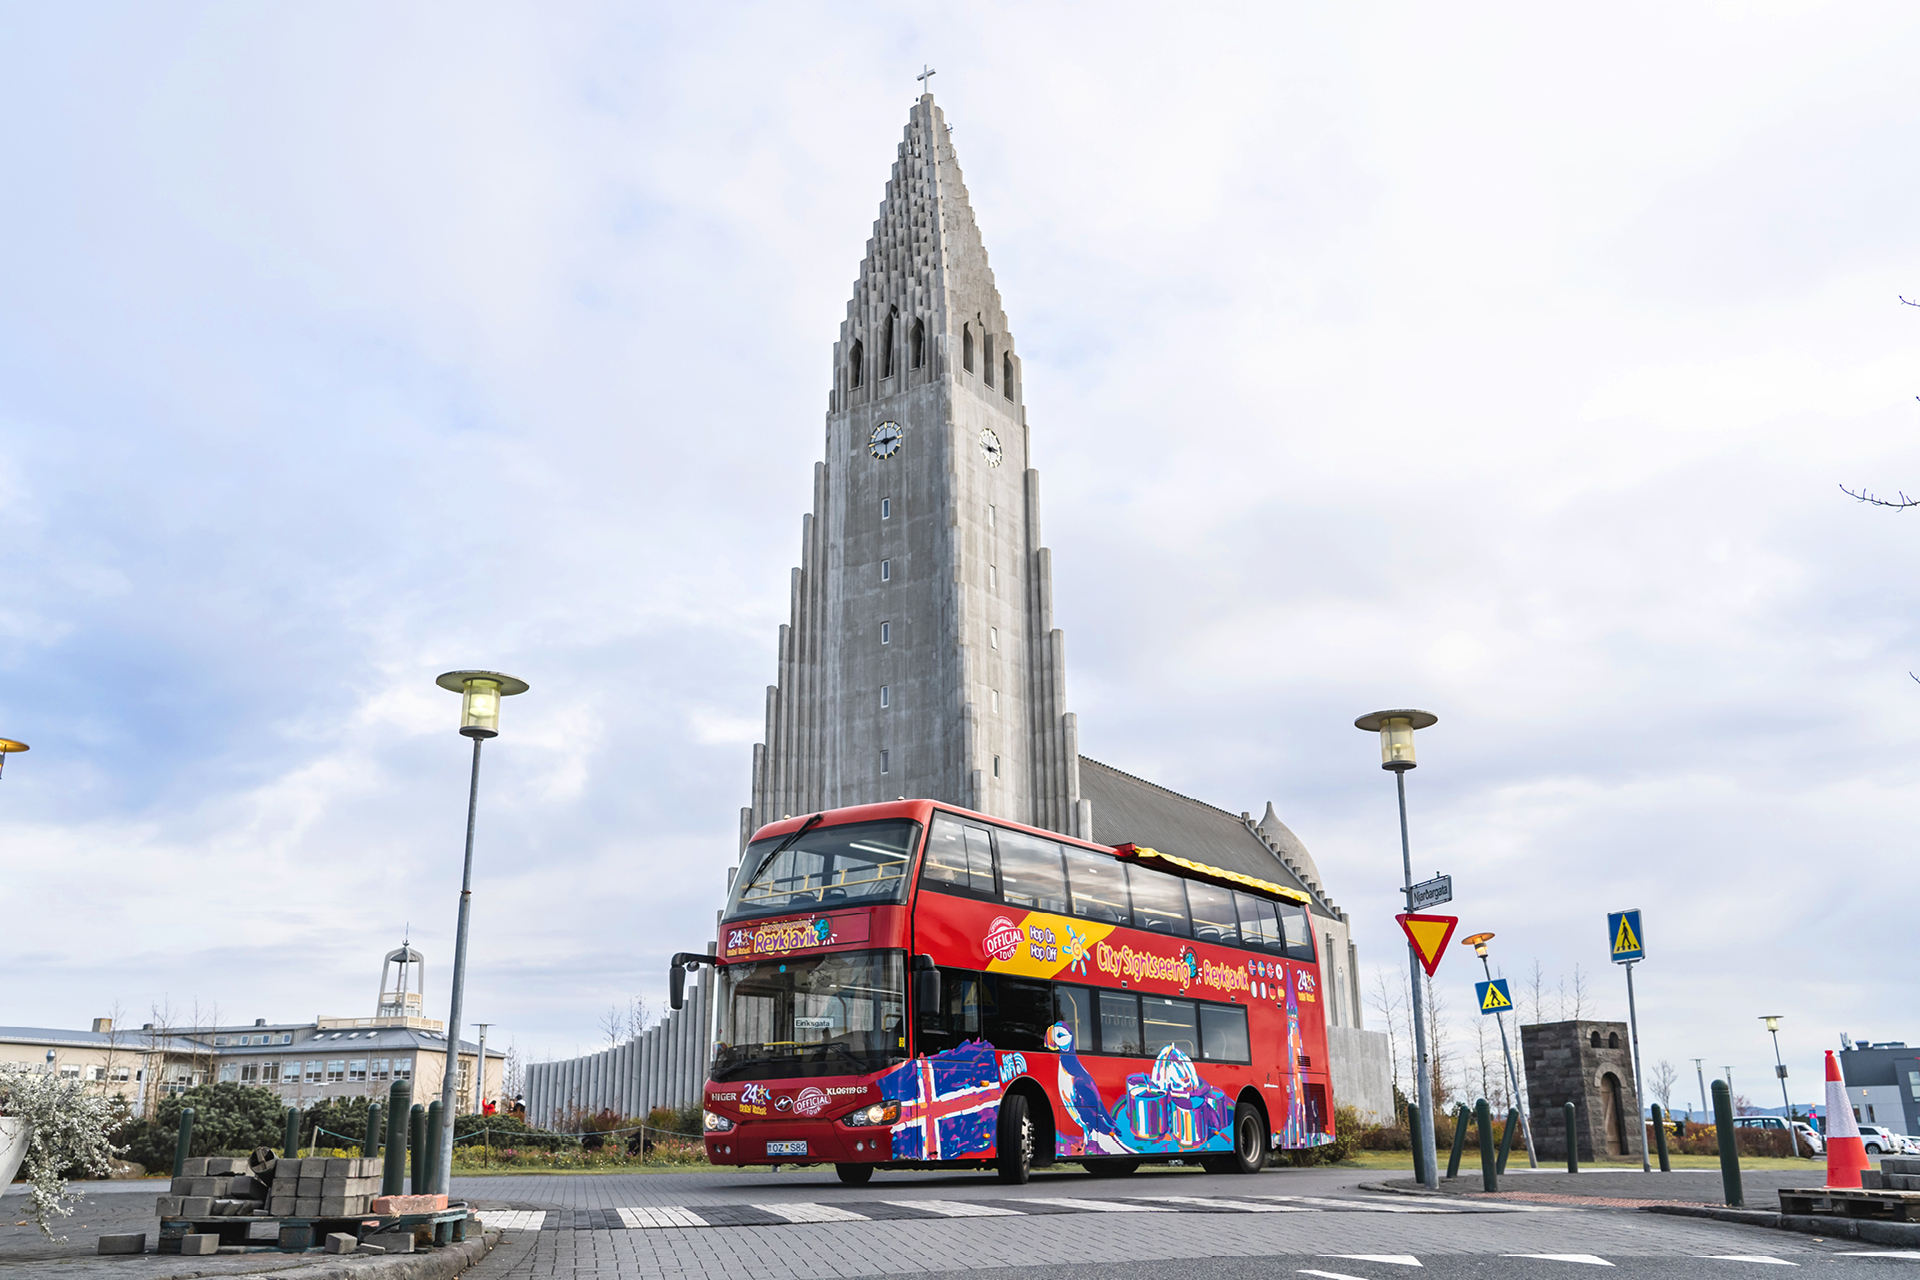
(0, 1117, 29, 1192)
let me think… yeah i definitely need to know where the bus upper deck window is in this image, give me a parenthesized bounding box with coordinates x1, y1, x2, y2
(1275, 900, 1316, 961)
(1126, 865, 1191, 937)
(996, 830, 1068, 913)
(1063, 848, 1129, 923)
(1185, 880, 1239, 946)
(1233, 891, 1282, 952)
(921, 814, 996, 898)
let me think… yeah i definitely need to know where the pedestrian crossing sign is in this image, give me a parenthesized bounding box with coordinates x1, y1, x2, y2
(1608, 908, 1644, 964)
(1476, 978, 1514, 1015)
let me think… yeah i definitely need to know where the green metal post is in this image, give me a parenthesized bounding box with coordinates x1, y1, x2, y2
(383, 1082, 410, 1196)
(1652, 1103, 1672, 1173)
(1565, 1101, 1579, 1173)
(409, 1104, 426, 1194)
(1477, 1098, 1497, 1192)
(171, 1107, 195, 1177)
(1712, 1079, 1743, 1207)
(425, 1100, 443, 1193)
(1408, 1103, 1426, 1185)
(365, 1102, 382, 1161)
(1498, 1106, 1519, 1174)
(283, 1107, 300, 1160)
(1445, 1104, 1469, 1179)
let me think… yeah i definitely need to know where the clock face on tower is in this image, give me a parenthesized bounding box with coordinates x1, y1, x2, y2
(979, 428, 1003, 467)
(868, 421, 903, 460)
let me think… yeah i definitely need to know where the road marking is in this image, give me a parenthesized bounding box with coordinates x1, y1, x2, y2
(1298, 1272, 1373, 1280)
(1158, 1196, 1315, 1212)
(1263, 1195, 1467, 1214)
(1697, 1258, 1795, 1266)
(1503, 1256, 1614, 1266)
(881, 1199, 1023, 1217)
(475, 1210, 547, 1232)
(616, 1207, 707, 1229)
(1325, 1256, 1423, 1266)
(757, 1202, 871, 1223)
(1021, 1196, 1176, 1212)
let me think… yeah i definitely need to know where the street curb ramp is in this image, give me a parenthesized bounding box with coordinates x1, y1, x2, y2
(1646, 1203, 1920, 1248)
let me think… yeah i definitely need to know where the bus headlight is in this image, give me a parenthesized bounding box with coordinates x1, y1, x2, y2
(840, 1101, 900, 1127)
(703, 1110, 735, 1133)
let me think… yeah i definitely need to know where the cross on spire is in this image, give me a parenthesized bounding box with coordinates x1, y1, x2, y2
(917, 65, 936, 96)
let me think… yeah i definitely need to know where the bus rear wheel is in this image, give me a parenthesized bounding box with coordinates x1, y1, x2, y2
(1202, 1102, 1269, 1174)
(997, 1092, 1033, 1184)
(835, 1163, 873, 1185)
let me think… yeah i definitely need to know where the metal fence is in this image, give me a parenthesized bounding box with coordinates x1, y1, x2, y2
(523, 971, 712, 1128)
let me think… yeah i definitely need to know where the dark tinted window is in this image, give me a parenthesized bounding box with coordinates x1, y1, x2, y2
(1234, 891, 1283, 951)
(1098, 990, 1143, 1056)
(1199, 1004, 1250, 1062)
(997, 830, 1069, 913)
(1186, 880, 1239, 946)
(1054, 985, 1094, 1051)
(1127, 866, 1191, 936)
(1141, 996, 1199, 1057)
(1063, 847, 1129, 923)
(920, 814, 997, 898)
(918, 969, 1051, 1056)
(1276, 900, 1316, 961)
(918, 967, 984, 1057)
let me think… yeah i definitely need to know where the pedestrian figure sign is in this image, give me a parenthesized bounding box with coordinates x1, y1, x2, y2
(1609, 909, 1644, 964)
(1476, 978, 1514, 1015)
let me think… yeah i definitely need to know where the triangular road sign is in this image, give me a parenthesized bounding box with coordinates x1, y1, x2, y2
(1396, 913, 1458, 977)
(1613, 914, 1640, 955)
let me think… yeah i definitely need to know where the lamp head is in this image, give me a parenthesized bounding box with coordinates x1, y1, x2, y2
(1461, 931, 1495, 958)
(1354, 709, 1437, 771)
(436, 670, 530, 738)
(0, 738, 27, 781)
(1761, 1015, 1782, 1033)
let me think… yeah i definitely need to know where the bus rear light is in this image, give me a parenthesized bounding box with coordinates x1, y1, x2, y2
(703, 1110, 735, 1133)
(841, 1101, 900, 1127)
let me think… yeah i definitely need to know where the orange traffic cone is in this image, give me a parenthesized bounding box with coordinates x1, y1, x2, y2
(1823, 1049, 1869, 1189)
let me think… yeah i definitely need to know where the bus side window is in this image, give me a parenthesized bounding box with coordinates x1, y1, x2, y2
(1233, 891, 1282, 952)
(1186, 880, 1239, 946)
(1063, 847, 1129, 923)
(1054, 985, 1093, 1049)
(1127, 865, 1191, 936)
(1276, 900, 1316, 961)
(983, 976, 1052, 1051)
(917, 967, 983, 1057)
(996, 830, 1069, 913)
(1098, 990, 1143, 1056)
(1199, 1003, 1250, 1062)
(920, 814, 997, 898)
(1141, 996, 1199, 1058)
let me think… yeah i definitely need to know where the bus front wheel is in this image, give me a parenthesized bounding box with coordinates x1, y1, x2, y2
(1203, 1102, 1269, 1174)
(997, 1092, 1034, 1184)
(835, 1163, 873, 1185)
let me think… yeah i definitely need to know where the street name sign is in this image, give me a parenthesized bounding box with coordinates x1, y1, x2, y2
(1396, 913, 1458, 977)
(1476, 978, 1514, 1015)
(1409, 874, 1452, 909)
(1609, 909, 1644, 964)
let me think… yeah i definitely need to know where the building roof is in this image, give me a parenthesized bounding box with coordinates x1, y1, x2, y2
(207, 1025, 499, 1057)
(0, 1026, 203, 1054)
(1077, 757, 1344, 921)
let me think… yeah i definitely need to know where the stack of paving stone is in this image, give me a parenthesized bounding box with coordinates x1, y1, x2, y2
(156, 1156, 271, 1218)
(268, 1156, 384, 1218)
(1862, 1155, 1920, 1190)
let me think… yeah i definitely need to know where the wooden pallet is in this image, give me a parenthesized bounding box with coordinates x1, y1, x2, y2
(158, 1204, 475, 1253)
(1778, 1187, 1920, 1223)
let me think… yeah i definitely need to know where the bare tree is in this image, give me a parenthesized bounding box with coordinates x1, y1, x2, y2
(1525, 959, 1547, 1027)
(599, 1006, 625, 1047)
(1650, 1059, 1678, 1112)
(1474, 1016, 1497, 1108)
(1367, 968, 1407, 1118)
(1426, 982, 1453, 1111)
(1569, 965, 1590, 1022)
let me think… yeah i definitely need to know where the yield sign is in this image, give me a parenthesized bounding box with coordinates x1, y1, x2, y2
(1396, 913, 1458, 977)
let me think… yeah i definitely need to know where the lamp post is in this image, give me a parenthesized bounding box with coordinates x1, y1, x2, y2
(0, 738, 29, 781)
(473, 1024, 490, 1113)
(1761, 1016, 1798, 1156)
(432, 670, 528, 1195)
(1693, 1058, 1707, 1124)
(1459, 931, 1538, 1168)
(1355, 708, 1440, 1190)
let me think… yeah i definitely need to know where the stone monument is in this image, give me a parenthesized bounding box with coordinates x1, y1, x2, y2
(1520, 1019, 1644, 1161)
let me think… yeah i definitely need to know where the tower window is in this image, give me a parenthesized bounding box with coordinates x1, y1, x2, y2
(883, 307, 896, 379)
(984, 334, 995, 387)
(991, 689, 999, 713)
(849, 338, 863, 389)
(881, 558, 891, 581)
(963, 324, 974, 373)
(911, 318, 925, 368)
(990, 627, 998, 649)
(881, 497, 891, 519)
(993, 755, 1001, 778)
(881, 621, 891, 644)
(881, 685, 890, 708)
(987, 504, 995, 530)
(1003, 352, 1014, 398)
(988, 564, 996, 590)
(881, 750, 890, 775)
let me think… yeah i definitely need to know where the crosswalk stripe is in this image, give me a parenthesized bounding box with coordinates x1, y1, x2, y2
(1298, 1271, 1374, 1280)
(616, 1207, 708, 1229)
(475, 1210, 547, 1232)
(1020, 1197, 1176, 1213)
(1257, 1195, 1465, 1214)
(757, 1202, 871, 1223)
(1697, 1257, 1795, 1266)
(1158, 1196, 1316, 1213)
(880, 1199, 1024, 1217)
(1502, 1256, 1614, 1266)
(1325, 1256, 1423, 1266)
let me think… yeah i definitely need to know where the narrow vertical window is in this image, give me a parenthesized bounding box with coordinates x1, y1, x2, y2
(881, 621, 891, 645)
(911, 318, 925, 368)
(849, 338, 863, 389)
(991, 689, 999, 713)
(881, 685, 890, 708)
(883, 307, 896, 379)
(1003, 352, 1014, 398)
(881, 750, 890, 774)
(984, 334, 995, 387)
(881, 497, 891, 519)
(988, 564, 997, 590)
(881, 559, 891, 581)
(963, 324, 974, 373)
(993, 755, 1001, 778)
(990, 627, 999, 649)
(987, 504, 995, 530)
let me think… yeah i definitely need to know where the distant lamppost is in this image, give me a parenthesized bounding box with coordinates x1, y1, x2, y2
(432, 670, 529, 1194)
(1355, 708, 1440, 1190)
(473, 1024, 491, 1113)
(1460, 931, 1537, 1168)
(1693, 1058, 1708, 1123)
(1762, 1016, 1799, 1156)
(0, 738, 29, 780)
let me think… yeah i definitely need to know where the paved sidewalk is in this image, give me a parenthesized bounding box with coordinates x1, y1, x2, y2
(1372, 1167, 1818, 1206)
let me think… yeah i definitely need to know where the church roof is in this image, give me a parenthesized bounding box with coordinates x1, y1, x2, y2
(1077, 756, 1344, 921)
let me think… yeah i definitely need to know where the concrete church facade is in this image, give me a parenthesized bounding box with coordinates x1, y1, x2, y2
(739, 94, 1392, 1121)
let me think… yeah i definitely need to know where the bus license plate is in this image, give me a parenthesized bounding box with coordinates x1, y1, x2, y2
(766, 1140, 807, 1156)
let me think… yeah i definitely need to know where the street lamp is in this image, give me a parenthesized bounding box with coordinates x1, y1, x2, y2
(1761, 1016, 1799, 1156)
(1459, 931, 1538, 1168)
(432, 670, 528, 1194)
(0, 738, 29, 780)
(1355, 707, 1440, 1190)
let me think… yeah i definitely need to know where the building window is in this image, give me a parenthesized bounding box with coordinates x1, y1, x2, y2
(881, 497, 891, 520)
(393, 1058, 412, 1081)
(306, 1061, 323, 1083)
(109, 1066, 131, 1083)
(911, 318, 925, 368)
(990, 627, 998, 649)
(984, 334, 995, 387)
(372, 1059, 389, 1082)
(279, 1034, 292, 1044)
(349, 1060, 368, 1083)
(987, 504, 995, 530)
(993, 755, 1001, 778)
(326, 1061, 345, 1083)
(849, 338, 863, 389)
(58, 1064, 81, 1080)
(881, 621, 891, 644)
(217, 1064, 237, 1083)
(963, 324, 973, 373)
(1003, 352, 1014, 398)
(213, 1036, 228, 1047)
(880, 685, 890, 708)
(882, 306, 896, 379)
(991, 689, 998, 713)
(988, 564, 997, 590)
(880, 750, 890, 774)
(881, 559, 890, 582)
(239, 1063, 257, 1083)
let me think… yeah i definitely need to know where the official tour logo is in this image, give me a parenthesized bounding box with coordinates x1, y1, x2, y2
(984, 916, 1023, 962)
(794, 1087, 829, 1116)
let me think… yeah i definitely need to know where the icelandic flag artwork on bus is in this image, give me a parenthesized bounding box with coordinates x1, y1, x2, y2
(878, 1040, 1001, 1160)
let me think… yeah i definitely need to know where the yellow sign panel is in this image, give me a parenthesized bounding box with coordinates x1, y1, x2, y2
(1613, 914, 1640, 955)
(1480, 982, 1512, 1012)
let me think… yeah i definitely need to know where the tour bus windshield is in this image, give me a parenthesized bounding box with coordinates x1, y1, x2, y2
(723, 819, 921, 921)
(712, 949, 906, 1082)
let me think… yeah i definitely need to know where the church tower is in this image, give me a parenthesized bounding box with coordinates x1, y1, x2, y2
(743, 94, 1088, 847)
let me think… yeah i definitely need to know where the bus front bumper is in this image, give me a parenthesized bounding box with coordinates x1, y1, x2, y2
(706, 1121, 895, 1165)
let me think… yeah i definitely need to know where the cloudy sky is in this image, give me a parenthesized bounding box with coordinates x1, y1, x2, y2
(3, 4, 1915, 1105)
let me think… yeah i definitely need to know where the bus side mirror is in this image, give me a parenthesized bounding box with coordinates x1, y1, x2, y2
(669, 963, 686, 1011)
(911, 954, 940, 1013)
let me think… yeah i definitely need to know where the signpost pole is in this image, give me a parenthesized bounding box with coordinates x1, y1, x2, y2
(1396, 770, 1439, 1191)
(1624, 959, 1650, 1172)
(1478, 956, 1538, 1168)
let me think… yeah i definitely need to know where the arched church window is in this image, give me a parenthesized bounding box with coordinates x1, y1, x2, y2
(984, 334, 995, 387)
(910, 318, 925, 369)
(1608, 1032, 1619, 1049)
(962, 324, 973, 373)
(849, 339, 864, 389)
(1002, 352, 1013, 398)
(1590, 1031, 1602, 1048)
(882, 307, 896, 379)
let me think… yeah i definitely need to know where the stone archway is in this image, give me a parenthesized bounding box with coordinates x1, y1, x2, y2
(1601, 1072, 1627, 1157)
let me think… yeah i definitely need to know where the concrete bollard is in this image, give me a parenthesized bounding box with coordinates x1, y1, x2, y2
(1407, 1103, 1426, 1185)
(1652, 1103, 1672, 1173)
(1446, 1104, 1469, 1179)
(1498, 1106, 1519, 1174)
(283, 1107, 300, 1160)
(1476, 1098, 1497, 1192)
(1565, 1101, 1579, 1173)
(424, 1100, 443, 1195)
(1713, 1079, 1743, 1207)
(365, 1102, 382, 1162)
(409, 1103, 426, 1195)
(172, 1108, 195, 1178)
(383, 1081, 411, 1196)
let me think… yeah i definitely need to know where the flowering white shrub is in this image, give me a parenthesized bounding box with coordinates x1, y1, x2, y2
(0, 1062, 124, 1238)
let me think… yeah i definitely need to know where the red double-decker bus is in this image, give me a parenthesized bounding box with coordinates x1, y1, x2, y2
(669, 799, 1334, 1184)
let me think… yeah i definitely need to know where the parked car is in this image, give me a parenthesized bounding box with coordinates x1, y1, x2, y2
(1902, 1133, 1920, 1156)
(1732, 1115, 1822, 1155)
(1858, 1125, 1902, 1155)
(1791, 1122, 1826, 1155)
